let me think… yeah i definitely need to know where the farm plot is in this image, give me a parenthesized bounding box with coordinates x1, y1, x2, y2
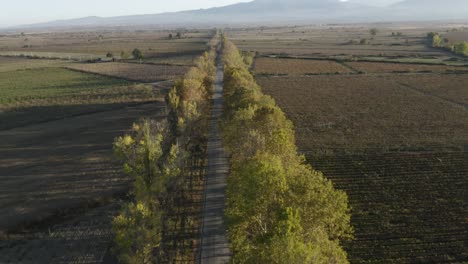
(67, 62, 188, 82)
(308, 152, 468, 264)
(393, 74, 468, 106)
(229, 25, 449, 57)
(0, 102, 165, 258)
(254, 57, 351, 75)
(258, 74, 468, 263)
(0, 30, 212, 59)
(258, 75, 468, 153)
(345, 61, 468, 73)
(0, 67, 159, 130)
(0, 56, 71, 72)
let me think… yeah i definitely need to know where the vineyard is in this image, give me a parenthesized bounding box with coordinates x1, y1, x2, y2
(258, 75, 468, 152)
(67, 62, 189, 82)
(344, 61, 468, 73)
(257, 72, 468, 263)
(236, 24, 468, 263)
(254, 57, 351, 75)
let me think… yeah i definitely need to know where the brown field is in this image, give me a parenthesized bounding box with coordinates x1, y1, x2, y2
(0, 30, 213, 60)
(229, 25, 450, 57)
(254, 57, 351, 75)
(240, 23, 468, 263)
(258, 74, 468, 263)
(444, 31, 468, 44)
(393, 74, 468, 106)
(345, 61, 468, 73)
(67, 62, 188, 82)
(258, 75, 468, 152)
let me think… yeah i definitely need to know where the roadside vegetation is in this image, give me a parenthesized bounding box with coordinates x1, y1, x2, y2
(111, 33, 219, 263)
(221, 38, 353, 263)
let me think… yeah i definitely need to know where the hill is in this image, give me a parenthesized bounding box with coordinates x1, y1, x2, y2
(4, 0, 468, 30)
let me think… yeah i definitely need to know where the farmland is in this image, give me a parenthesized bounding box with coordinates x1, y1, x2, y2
(230, 24, 468, 264)
(0, 30, 213, 61)
(0, 66, 161, 130)
(67, 62, 189, 82)
(0, 42, 184, 261)
(254, 57, 351, 75)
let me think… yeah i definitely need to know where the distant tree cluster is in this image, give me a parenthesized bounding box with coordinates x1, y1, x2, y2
(428, 32, 468, 56)
(221, 38, 353, 263)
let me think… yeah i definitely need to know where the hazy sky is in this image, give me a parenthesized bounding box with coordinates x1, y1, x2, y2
(1, 0, 403, 27)
(0, 0, 252, 27)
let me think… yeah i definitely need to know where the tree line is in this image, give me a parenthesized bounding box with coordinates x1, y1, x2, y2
(428, 32, 468, 56)
(111, 32, 219, 263)
(220, 38, 353, 263)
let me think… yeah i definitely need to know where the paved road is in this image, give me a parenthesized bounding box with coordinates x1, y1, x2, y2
(199, 45, 231, 264)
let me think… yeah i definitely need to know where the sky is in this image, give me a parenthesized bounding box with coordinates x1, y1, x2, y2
(1, 0, 403, 27)
(0, 0, 252, 27)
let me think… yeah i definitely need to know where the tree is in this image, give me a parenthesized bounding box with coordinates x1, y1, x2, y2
(370, 28, 378, 37)
(432, 34, 442, 47)
(360, 38, 369, 45)
(176, 32, 182, 39)
(454, 42, 468, 56)
(168, 33, 173, 40)
(132, 48, 144, 60)
(106, 52, 113, 58)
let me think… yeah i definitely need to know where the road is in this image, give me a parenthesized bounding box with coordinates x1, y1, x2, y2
(199, 44, 232, 264)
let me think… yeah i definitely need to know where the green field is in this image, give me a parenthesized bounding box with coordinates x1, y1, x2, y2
(0, 67, 158, 130)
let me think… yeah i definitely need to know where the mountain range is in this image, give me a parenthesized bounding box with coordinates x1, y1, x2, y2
(7, 0, 468, 30)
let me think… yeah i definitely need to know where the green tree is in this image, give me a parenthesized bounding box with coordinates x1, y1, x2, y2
(454, 42, 468, 56)
(132, 48, 144, 60)
(106, 52, 113, 58)
(432, 34, 442, 47)
(370, 28, 378, 37)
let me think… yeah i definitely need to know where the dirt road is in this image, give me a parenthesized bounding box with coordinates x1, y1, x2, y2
(199, 45, 231, 264)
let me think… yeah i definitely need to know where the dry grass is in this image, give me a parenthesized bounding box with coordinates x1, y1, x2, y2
(67, 62, 189, 82)
(254, 57, 351, 75)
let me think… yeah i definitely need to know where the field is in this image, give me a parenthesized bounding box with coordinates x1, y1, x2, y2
(0, 56, 71, 72)
(230, 24, 468, 264)
(345, 61, 468, 73)
(0, 30, 213, 61)
(254, 57, 351, 75)
(257, 75, 468, 152)
(0, 66, 161, 130)
(67, 62, 189, 82)
(0, 49, 181, 262)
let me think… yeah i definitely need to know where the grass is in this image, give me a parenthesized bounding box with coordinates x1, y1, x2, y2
(0, 67, 160, 129)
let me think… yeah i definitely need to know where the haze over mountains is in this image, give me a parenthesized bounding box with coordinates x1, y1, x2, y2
(7, 0, 468, 30)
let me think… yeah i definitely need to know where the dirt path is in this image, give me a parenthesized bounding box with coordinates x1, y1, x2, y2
(199, 44, 231, 264)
